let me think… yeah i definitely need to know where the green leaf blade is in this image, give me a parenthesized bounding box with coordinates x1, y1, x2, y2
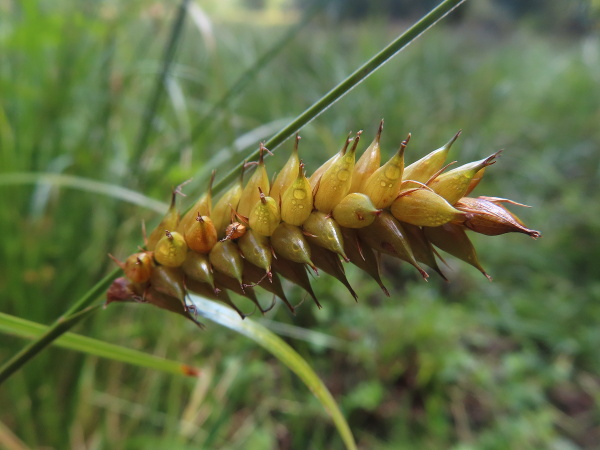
(189, 295, 357, 450)
(0, 311, 200, 378)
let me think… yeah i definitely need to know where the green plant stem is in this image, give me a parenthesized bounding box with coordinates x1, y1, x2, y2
(211, 0, 466, 196)
(0, 268, 119, 384)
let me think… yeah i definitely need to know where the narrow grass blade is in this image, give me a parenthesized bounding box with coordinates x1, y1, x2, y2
(212, 0, 467, 196)
(189, 294, 357, 450)
(175, 0, 326, 154)
(0, 312, 200, 378)
(0, 172, 168, 213)
(131, 0, 190, 173)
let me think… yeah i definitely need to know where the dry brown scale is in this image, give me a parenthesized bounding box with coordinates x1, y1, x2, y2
(106, 121, 540, 327)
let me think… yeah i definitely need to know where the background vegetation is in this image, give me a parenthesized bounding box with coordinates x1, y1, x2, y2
(1, 0, 599, 448)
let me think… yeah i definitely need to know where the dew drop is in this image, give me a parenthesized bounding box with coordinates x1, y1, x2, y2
(293, 189, 306, 200)
(337, 169, 350, 182)
(384, 166, 401, 180)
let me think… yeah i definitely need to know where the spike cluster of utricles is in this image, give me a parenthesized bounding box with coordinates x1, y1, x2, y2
(107, 121, 540, 325)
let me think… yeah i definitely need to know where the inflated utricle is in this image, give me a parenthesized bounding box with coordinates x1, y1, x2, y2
(108, 123, 540, 324)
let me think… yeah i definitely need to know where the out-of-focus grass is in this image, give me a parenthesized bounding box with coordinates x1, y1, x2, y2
(1, 1, 600, 448)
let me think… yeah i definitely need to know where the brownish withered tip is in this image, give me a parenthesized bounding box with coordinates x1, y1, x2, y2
(451, 129, 462, 145)
(377, 119, 384, 139)
(402, 132, 412, 147)
(208, 169, 216, 193)
(349, 130, 363, 153)
(341, 132, 353, 155)
(258, 142, 273, 160)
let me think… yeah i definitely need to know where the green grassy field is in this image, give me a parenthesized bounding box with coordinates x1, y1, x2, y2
(1, 1, 600, 448)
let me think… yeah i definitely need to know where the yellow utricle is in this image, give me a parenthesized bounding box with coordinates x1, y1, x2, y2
(154, 231, 188, 267)
(390, 188, 464, 227)
(332, 193, 380, 228)
(248, 191, 281, 237)
(313, 132, 361, 213)
(360, 135, 408, 209)
(280, 163, 313, 226)
(270, 134, 301, 203)
(237, 146, 270, 218)
(350, 120, 383, 193)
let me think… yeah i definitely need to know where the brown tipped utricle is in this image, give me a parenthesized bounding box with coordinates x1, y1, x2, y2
(184, 214, 218, 254)
(455, 196, 541, 238)
(241, 261, 295, 314)
(400, 222, 447, 280)
(113, 251, 154, 284)
(106, 277, 203, 327)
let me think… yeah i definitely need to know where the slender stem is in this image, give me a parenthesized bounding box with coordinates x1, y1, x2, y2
(212, 0, 466, 196)
(0, 305, 102, 384)
(62, 268, 121, 317)
(0, 269, 119, 384)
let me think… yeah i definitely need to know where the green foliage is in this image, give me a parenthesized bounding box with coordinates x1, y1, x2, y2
(1, 0, 600, 448)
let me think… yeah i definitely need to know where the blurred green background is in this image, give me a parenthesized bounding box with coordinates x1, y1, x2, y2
(1, 0, 600, 448)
